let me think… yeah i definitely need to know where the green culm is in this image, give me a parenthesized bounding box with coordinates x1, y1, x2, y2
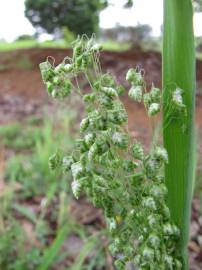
(163, 1, 196, 269)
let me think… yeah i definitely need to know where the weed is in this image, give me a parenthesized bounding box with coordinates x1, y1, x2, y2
(1, 111, 107, 269)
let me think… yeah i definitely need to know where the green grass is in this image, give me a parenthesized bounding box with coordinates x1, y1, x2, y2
(3, 116, 74, 197)
(101, 39, 131, 51)
(1, 37, 201, 56)
(0, 39, 68, 52)
(0, 112, 107, 270)
(0, 39, 131, 52)
(0, 122, 41, 150)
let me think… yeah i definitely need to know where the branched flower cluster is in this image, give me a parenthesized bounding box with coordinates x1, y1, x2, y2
(40, 36, 183, 270)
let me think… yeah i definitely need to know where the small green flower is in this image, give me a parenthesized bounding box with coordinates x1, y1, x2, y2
(49, 152, 61, 170)
(102, 87, 118, 97)
(39, 61, 54, 83)
(128, 85, 143, 102)
(142, 247, 154, 262)
(132, 143, 144, 160)
(148, 234, 160, 249)
(62, 156, 74, 172)
(71, 180, 82, 199)
(143, 92, 152, 109)
(71, 162, 84, 180)
(80, 117, 89, 132)
(150, 86, 161, 103)
(148, 103, 161, 116)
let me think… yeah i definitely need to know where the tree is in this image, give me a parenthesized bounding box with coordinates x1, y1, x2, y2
(101, 24, 152, 44)
(25, 0, 108, 36)
(194, 0, 202, 11)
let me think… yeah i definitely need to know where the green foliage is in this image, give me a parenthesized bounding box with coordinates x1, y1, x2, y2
(15, 34, 36, 42)
(62, 26, 76, 45)
(69, 235, 101, 270)
(40, 36, 183, 269)
(102, 24, 152, 45)
(4, 119, 73, 198)
(39, 226, 71, 270)
(124, 0, 133, 8)
(25, 0, 108, 36)
(0, 191, 42, 270)
(194, 0, 202, 11)
(0, 123, 40, 150)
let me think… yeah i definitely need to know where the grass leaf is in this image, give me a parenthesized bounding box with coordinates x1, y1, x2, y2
(69, 235, 99, 270)
(39, 226, 71, 270)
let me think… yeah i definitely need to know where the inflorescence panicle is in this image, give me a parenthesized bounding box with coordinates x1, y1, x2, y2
(39, 36, 185, 270)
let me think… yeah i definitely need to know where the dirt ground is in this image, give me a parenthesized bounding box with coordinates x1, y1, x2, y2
(0, 47, 202, 269)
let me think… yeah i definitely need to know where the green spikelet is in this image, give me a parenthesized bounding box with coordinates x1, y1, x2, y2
(128, 86, 143, 102)
(49, 151, 61, 170)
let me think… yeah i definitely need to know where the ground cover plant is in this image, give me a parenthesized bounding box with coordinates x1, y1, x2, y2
(1, 115, 108, 270)
(39, 1, 196, 269)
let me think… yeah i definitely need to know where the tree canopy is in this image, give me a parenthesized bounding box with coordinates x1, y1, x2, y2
(25, 0, 108, 36)
(194, 0, 202, 11)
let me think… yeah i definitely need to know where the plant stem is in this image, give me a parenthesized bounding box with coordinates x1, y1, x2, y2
(163, 1, 196, 269)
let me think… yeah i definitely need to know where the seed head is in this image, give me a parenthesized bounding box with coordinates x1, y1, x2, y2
(132, 143, 144, 160)
(84, 133, 95, 147)
(143, 92, 152, 109)
(49, 152, 61, 170)
(150, 86, 161, 103)
(172, 88, 184, 108)
(114, 258, 126, 270)
(71, 162, 83, 180)
(164, 255, 173, 269)
(142, 247, 154, 262)
(80, 117, 89, 132)
(62, 156, 74, 172)
(148, 103, 160, 116)
(71, 180, 82, 199)
(102, 87, 118, 97)
(55, 63, 65, 74)
(88, 143, 98, 161)
(64, 63, 73, 72)
(142, 197, 157, 211)
(153, 146, 168, 163)
(128, 85, 143, 102)
(112, 132, 128, 148)
(39, 61, 54, 83)
(148, 214, 158, 227)
(148, 234, 160, 248)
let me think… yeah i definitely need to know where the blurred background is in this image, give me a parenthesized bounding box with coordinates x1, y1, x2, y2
(0, 1, 202, 269)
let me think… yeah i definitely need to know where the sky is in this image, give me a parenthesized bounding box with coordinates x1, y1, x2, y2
(0, 0, 202, 42)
